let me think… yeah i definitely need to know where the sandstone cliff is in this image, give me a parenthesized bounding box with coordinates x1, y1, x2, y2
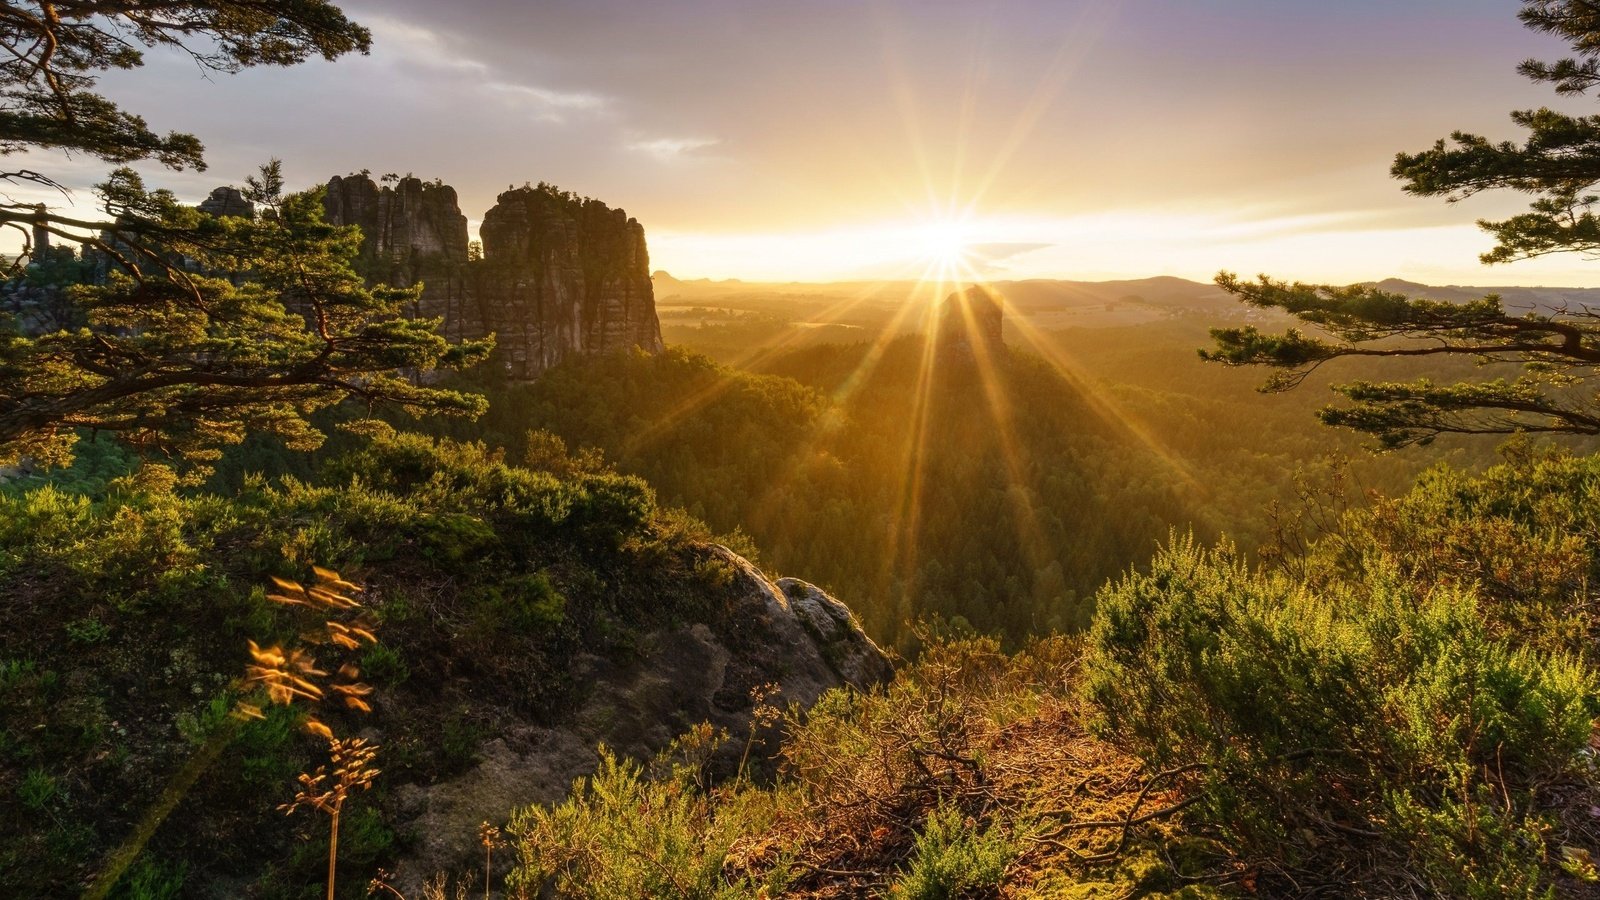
(387, 543, 889, 891)
(474, 185, 664, 377)
(323, 174, 470, 286)
(321, 174, 664, 378)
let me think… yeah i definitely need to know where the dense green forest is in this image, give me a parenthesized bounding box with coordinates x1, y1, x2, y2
(181, 311, 1532, 652)
(415, 341, 1208, 644)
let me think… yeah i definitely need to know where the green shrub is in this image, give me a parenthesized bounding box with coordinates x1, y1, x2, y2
(112, 856, 187, 900)
(234, 704, 301, 789)
(1325, 446, 1600, 656)
(566, 473, 656, 547)
(472, 571, 567, 636)
(359, 642, 409, 685)
(175, 694, 233, 746)
(18, 766, 59, 811)
(415, 511, 498, 563)
(65, 616, 111, 644)
(506, 571, 566, 631)
(1085, 536, 1598, 896)
(1387, 785, 1552, 900)
(890, 803, 1014, 899)
(439, 712, 487, 772)
(335, 805, 395, 869)
(507, 748, 790, 899)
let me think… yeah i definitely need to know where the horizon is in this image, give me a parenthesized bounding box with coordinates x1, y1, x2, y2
(647, 271, 1600, 293)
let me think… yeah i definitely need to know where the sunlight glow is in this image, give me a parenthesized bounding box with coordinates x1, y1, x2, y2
(912, 219, 976, 280)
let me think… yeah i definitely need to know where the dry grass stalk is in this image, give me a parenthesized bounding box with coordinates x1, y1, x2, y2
(479, 821, 505, 899)
(281, 736, 382, 900)
(249, 566, 386, 899)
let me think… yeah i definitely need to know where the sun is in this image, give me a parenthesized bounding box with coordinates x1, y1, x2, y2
(916, 219, 975, 272)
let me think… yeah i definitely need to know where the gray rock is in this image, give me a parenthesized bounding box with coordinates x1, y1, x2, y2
(384, 546, 889, 891)
(778, 576, 895, 687)
(197, 186, 255, 219)
(323, 174, 469, 287)
(322, 175, 665, 380)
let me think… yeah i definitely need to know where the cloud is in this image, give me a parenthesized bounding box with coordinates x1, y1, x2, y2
(365, 15, 609, 121)
(968, 242, 1053, 262)
(628, 136, 720, 161)
(485, 82, 607, 110)
(364, 15, 489, 75)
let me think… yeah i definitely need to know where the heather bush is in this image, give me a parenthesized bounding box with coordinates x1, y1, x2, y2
(1085, 535, 1598, 896)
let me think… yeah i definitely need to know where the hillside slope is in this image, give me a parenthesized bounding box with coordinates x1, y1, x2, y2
(0, 425, 886, 897)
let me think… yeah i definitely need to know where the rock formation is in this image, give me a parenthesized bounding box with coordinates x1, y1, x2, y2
(323, 174, 469, 288)
(28, 203, 48, 256)
(474, 185, 664, 377)
(936, 284, 1005, 357)
(387, 543, 889, 890)
(196, 186, 254, 219)
(321, 174, 664, 378)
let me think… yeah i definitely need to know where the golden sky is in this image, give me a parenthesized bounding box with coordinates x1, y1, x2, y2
(23, 0, 1600, 286)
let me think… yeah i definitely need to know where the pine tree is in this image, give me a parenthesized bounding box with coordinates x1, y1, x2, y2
(2, 161, 491, 468)
(1208, 1, 1600, 447)
(0, 3, 491, 469)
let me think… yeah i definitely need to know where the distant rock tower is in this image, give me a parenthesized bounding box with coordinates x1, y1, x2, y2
(936, 285, 1005, 357)
(321, 173, 665, 380)
(474, 184, 663, 377)
(197, 186, 255, 219)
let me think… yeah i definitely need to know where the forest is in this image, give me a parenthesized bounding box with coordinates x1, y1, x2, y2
(8, 1, 1600, 898)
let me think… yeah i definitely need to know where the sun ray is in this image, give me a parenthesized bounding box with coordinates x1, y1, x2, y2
(1001, 308, 1206, 494)
(951, 285, 1056, 584)
(721, 279, 906, 373)
(946, 12, 994, 216)
(874, 275, 945, 609)
(626, 281, 915, 459)
(741, 274, 947, 539)
(876, 2, 942, 222)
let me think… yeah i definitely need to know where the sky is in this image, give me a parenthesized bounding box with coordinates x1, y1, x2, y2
(20, 0, 1600, 285)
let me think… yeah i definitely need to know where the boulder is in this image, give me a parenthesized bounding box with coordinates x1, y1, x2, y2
(384, 545, 889, 891)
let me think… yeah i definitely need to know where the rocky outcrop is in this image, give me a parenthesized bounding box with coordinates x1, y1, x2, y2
(323, 174, 470, 287)
(387, 544, 889, 891)
(472, 185, 664, 377)
(321, 174, 664, 378)
(319, 174, 474, 342)
(197, 186, 254, 219)
(0, 274, 77, 335)
(28, 203, 48, 256)
(937, 285, 1005, 357)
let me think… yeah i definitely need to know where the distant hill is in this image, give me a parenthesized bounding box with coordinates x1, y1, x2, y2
(653, 272, 1600, 321)
(1369, 278, 1600, 314)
